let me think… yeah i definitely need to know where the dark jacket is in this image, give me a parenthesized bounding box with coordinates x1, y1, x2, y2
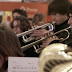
(54, 19, 70, 39)
(19, 37, 39, 57)
(50, 19, 72, 47)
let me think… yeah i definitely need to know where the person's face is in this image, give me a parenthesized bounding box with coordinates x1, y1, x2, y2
(32, 19, 45, 28)
(38, 19, 45, 26)
(13, 20, 22, 34)
(52, 13, 68, 25)
(13, 12, 21, 19)
(68, 13, 72, 26)
(0, 54, 4, 69)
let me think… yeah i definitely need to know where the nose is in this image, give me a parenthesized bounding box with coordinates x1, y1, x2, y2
(13, 27, 17, 33)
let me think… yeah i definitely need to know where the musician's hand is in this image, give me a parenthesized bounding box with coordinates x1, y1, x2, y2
(40, 35, 59, 48)
(31, 29, 49, 40)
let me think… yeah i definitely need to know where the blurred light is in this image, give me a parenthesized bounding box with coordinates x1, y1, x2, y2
(0, 0, 21, 2)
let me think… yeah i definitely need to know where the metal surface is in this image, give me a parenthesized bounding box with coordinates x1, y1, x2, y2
(21, 26, 72, 52)
(17, 23, 54, 43)
(38, 43, 72, 72)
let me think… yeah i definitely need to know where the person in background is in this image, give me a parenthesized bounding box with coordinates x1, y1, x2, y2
(11, 16, 39, 57)
(0, 23, 24, 72)
(31, 13, 46, 40)
(12, 8, 28, 19)
(32, 13, 45, 27)
(11, 16, 31, 35)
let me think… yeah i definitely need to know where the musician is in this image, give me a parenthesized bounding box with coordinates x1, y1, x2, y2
(47, 0, 72, 47)
(31, 12, 58, 49)
(34, 0, 72, 48)
(11, 16, 39, 57)
(0, 24, 24, 72)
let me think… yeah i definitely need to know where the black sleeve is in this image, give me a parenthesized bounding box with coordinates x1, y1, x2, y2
(49, 40, 60, 45)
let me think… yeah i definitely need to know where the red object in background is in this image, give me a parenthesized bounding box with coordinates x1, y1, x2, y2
(0, 0, 72, 23)
(0, 2, 49, 23)
(7, 15, 11, 22)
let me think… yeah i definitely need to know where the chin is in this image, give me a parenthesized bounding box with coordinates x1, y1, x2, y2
(56, 23, 60, 25)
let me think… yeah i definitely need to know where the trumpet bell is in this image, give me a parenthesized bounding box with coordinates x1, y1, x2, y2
(38, 43, 72, 72)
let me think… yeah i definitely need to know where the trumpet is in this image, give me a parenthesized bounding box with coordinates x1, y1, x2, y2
(17, 22, 54, 43)
(21, 26, 72, 53)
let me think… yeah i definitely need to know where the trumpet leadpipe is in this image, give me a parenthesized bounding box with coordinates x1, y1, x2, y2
(17, 23, 54, 37)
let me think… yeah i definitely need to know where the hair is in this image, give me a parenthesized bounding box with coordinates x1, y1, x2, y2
(32, 13, 45, 25)
(48, 0, 71, 15)
(12, 8, 28, 17)
(28, 18, 32, 21)
(0, 24, 24, 71)
(0, 24, 23, 57)
(68, 3, 72, 14)
(11, 16, 31, 32)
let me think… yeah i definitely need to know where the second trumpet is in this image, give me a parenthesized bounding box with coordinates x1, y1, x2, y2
(17, 22, 54, 43)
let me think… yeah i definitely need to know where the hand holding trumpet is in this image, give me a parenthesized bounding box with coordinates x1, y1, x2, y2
(31, 29, 59, 48)
(31, 29, 48, 40)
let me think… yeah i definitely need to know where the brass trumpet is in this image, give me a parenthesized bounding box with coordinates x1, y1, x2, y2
(17, 23, 54, 43)
(21, 26, 72, 53)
